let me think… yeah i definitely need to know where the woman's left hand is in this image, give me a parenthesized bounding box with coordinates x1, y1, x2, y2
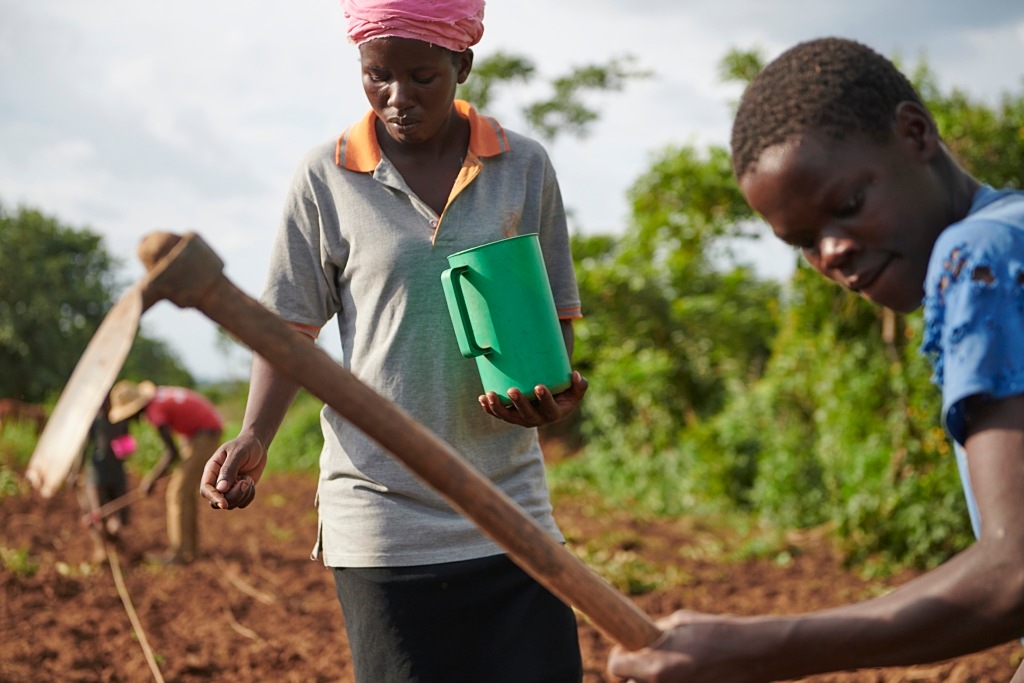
(479, 370, 588, 427)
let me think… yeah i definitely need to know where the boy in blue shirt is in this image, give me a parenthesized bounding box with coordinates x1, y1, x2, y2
(609, 37, 1024, 682)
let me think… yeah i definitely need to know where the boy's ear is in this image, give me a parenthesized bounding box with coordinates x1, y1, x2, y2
(894, 101, 940, 161)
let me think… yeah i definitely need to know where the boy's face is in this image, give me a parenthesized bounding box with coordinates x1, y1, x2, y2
(739, 107, 950, 313)
(358, 37, 472, 146)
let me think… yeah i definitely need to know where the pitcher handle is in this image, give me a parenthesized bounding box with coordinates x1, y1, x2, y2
(441, 265, 487, 358)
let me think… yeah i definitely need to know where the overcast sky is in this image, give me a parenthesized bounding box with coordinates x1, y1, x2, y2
(3, 0, 1023, 381)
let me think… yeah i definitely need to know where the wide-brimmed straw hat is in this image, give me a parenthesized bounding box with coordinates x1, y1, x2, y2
(108, 380, 157, 423)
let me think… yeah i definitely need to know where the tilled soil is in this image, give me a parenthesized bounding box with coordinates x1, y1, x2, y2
(1, 471, 1020, 682)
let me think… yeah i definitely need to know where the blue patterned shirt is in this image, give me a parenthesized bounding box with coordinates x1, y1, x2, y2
(921, 185, 1024, 534)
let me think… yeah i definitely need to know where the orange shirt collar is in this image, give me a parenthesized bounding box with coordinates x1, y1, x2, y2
(335, 100, 510, 172)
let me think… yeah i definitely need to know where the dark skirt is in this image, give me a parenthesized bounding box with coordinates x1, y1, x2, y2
(333, 553, 583, 683)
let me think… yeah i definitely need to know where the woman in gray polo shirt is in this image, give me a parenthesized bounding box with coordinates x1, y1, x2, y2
(200, 1, 589, 681)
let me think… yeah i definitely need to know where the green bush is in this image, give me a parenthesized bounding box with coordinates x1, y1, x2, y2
(0, 421, 37, 501)
(699, 284, 972, 570)
(555, 268, 973, 573)
(265, 390, 323, 473)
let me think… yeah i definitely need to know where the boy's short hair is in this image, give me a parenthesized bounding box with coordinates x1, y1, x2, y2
(730, 37, 926, 180)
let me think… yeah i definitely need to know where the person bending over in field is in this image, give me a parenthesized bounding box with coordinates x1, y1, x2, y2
(609, 36, 1024, 683)
(109, 380, 223, 566)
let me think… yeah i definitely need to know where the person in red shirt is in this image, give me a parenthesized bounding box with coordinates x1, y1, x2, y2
(109, 380, 223, 565)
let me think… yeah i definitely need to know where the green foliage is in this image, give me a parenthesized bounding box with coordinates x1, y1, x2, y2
(629, 144, 761, 249)
(0, 205, 118, 402)
(200, 379, 250, 423)
(457, 51, 534, 110)
(549, 437, 708, 519)
(0, 467, 23, 499)
(265, 390, 324, 473)
(0, 421, 39, 466)
(717, 47, 766, 86)
(700, 272, 972, 567)
(522, 56, 651, 141)
(0, 545, 39, 578)
(914, 65, 1024, 189)
(458, 52, 650, 142)
(569, 144, 780, 496)
(0, 421, 37, 500)
(570, 535, 688, 596)
(122, 420, 166, 475)
(0, 202, 193, 401)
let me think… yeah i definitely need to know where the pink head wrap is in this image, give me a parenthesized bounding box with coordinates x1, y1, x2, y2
(341, 0, 485, 53)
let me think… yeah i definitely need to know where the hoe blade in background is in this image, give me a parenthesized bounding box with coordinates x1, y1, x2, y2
(26, 286, 143, 498)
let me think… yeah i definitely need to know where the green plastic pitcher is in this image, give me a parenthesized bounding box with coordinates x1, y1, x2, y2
(441, 233, 571, 404)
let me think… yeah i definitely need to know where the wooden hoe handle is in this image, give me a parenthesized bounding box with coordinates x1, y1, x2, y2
(139, 232, 664, 651)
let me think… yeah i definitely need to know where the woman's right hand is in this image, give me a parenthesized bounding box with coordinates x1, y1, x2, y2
(200, 433, 268, 510)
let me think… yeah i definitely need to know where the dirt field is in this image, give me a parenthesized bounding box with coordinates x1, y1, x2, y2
(2, 470, 1021, 682)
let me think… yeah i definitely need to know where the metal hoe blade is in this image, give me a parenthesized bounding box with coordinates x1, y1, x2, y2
(26, 286, 143, 498)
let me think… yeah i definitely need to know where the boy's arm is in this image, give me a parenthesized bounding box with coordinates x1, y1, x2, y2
(608, 394, 1024, 682)
(200, 344, 306, 510)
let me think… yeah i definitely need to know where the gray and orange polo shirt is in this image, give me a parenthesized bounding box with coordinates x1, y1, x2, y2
(260, 100, 581, 568)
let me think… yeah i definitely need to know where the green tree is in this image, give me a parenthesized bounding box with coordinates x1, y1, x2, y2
(457, 51, 535, 111)
(0, 205, 117, 402)
(0, 203, 193, 402)
(702, 264, 965, 569)
(561, 143, 780, 514)
(458, 52, 650, 141)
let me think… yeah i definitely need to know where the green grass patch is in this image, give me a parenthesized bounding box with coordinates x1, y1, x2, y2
(264, 390, 324, 473)
(0, 422, 42, 501)
(1, 545, 39, 578)
(571, 541, 687, 596)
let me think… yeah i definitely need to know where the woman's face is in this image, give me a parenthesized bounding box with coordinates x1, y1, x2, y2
(358, 37, 472, 147)
(738, 108, 951, 314)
